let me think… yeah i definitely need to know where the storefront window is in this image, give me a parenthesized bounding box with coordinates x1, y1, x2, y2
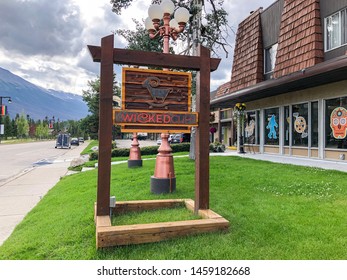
(264, 108, 279, 145)
(284, 106, 290, 146)
(245, 111, 256, 144)
(292, 103, 308, 147)
(325, 97, 347, 149)
(311, 102, 319, 147)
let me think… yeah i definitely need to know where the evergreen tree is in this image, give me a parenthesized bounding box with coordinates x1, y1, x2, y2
(11, 119, 17, 138)
(3, 115, 12, 139)
(82, 74, 120, 139)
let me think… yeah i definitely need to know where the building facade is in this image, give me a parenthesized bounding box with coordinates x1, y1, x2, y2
(211, 0, 347, 161)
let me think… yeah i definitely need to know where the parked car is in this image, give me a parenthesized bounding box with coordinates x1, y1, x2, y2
(78, 137, 84, 143)
(171, 133, 191, 144)
(157, 134, 174, 145)
(130, 133, 148, 140)
(55, 134, 71, 149)
(70, 138, 80, 146)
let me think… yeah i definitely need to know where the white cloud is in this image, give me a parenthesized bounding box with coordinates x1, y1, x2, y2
(0, 0, 276, 94)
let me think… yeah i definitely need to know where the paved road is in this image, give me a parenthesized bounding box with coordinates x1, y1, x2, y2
(0, 141, 80, 184)
(0, 141, 86, 245)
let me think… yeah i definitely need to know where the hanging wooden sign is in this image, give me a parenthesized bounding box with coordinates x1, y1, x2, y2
(115, 67, 195, 132)
(122, 68, 192, 112)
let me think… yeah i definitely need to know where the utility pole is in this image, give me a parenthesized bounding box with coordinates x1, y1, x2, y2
(189, 0, 203, 160)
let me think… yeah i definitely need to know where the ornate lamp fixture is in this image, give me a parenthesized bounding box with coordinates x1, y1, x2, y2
(145, 0, 190, 54)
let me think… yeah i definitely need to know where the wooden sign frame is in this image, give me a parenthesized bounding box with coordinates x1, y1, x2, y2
(88, 35, 229, 248)
(118, 68, 193, 133)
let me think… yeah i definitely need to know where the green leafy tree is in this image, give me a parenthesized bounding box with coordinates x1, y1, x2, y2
(116, 19, 164, 53)
(66, 120, 83, 137)
(80, 114, 99, 140)
(16, 113, 29, 138)
(35, 122, 49, 140)
(82, 74, 121, 139)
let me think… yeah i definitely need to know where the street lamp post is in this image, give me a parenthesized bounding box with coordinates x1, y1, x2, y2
(145, 0, 190, 194)
(0, 96, 12, 144)
(234, 103, 246, 154)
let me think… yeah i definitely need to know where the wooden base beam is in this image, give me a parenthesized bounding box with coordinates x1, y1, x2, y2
(96, 199, 229, 248)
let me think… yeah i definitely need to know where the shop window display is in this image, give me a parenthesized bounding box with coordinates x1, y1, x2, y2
(245, 111, 257, 144)
(264, 108, 279, 145)
(292, 103, 308, 147)
(326, 97, 347, 149)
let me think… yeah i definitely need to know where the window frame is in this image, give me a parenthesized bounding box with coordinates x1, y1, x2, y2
(264, 43, 278, 74)
(324, 7, 347, 52)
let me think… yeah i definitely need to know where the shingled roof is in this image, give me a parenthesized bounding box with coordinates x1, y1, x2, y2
(274, 0, 324, 77)
(211, 0, 347, 109)
(227, 9, 264, 95)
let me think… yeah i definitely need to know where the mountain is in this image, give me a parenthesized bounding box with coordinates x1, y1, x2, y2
(0, 67, 89, 120)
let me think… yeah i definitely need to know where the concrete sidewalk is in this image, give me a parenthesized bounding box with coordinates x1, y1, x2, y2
(218, 148, 347, 173)
(0, 144, 85, 246)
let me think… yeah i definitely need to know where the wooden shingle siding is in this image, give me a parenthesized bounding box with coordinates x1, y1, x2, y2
(274, 0, 324, 78)
(216, 81, 232, 97)
(229, 9, 264, 92)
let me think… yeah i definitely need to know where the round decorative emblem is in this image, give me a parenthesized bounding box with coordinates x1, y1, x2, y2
(294, 116, 306, 133)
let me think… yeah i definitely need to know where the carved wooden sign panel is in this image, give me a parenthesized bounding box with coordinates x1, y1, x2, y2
(122, 68, 191, 111)
(115, 67, 195, 132)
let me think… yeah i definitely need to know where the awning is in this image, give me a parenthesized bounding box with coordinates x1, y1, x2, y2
(211, 55, 347, 110)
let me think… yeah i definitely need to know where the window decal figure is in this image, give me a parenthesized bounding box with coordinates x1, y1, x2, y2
(266, 114, 278, 139)
(330, 107, 347, 139)
(245, 119, 255, 137)
(293, 112, 308, 138)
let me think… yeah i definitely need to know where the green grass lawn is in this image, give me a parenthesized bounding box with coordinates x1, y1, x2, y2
(0, 156, 346, 260)
(112, 206, 201, 226)
(80, 140, 98, 155)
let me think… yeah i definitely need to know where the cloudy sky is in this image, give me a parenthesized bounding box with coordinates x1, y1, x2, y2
(0, 0, 274, 95)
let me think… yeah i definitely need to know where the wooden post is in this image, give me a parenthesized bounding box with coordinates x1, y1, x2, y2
(195, 45, 211, 212)
(96, 35, 114, 216)
(88, 41, 220, 215)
